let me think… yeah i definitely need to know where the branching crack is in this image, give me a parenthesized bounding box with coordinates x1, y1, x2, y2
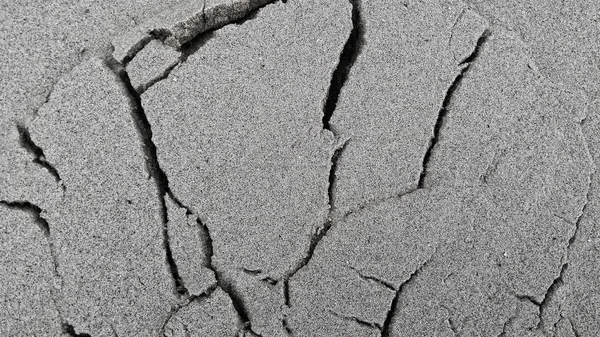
(497, 314, 517, 337)
(168, 196, 259, 334)
(533, 170, 591, 334)
(381, 257, 432, 337)
(328, 310, 382, 331)
(160, 283, 219, 336)
(496, 301, 522, 337)
(131, 0, 284, 94)
(282, 139, 350, 309)
(103, 56, 187, 297)
(322, 0, 364, 131)
(15, 124, 65, 192)
(417, 29, 490, 188)
(536, 263, 568, 333)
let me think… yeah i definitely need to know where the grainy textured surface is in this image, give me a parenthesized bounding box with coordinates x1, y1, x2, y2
(1, 0, 599, 336)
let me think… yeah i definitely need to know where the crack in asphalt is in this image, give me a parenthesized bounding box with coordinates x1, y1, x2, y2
(128, 0, 284, 94)
(0, 200, 60, 277)
(104, 55, 189, 297)
(159, 283, 219, 336)
(418, 29, 490, 189)
(322, 0, 364, 132)
(105, 54, 263, 335)
(346, 265, 396, 292)
(62, 323, 92, 337)
(381, 256, 433, 337)
(15, 124, 65, 192)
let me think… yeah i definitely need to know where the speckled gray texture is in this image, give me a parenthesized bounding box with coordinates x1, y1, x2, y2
(329, 0, 488, 218)
(142, 0, 351, 334)
(163, 288, 242, 337)
(2, 0, 600, 336)
(111, 0, 275, 63)
(0, 206, 63, 337)
(29, 58, 177, 336)
(127, 40, 182, 93)
(165, 195, 217, 296)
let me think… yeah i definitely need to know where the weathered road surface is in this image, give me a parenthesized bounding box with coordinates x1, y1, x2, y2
(2, 0, 600, 336)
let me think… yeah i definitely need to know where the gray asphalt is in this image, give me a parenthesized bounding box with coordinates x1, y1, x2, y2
(1, 0, 599, 336)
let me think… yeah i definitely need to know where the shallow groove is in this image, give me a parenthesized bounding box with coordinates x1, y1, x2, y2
(328, 310, 382, 331)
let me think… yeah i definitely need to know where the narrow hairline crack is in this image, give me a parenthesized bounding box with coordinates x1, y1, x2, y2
(534, 175, 592, 334)
(328, 310, 382, 331)
(418, 29, 490, 188)
(160, 283, 219, 336)
(346, 265, 396, 291)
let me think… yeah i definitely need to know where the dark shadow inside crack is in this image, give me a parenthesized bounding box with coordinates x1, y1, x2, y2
(322, 0, 365, 131)
(16, 124, 65, 191)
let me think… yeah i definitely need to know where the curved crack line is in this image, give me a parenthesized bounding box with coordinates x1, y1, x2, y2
(15, 124, 66, 192)
(104, 56, 188, 297)
(281, 0, 364, 321)
(418, 29, 490, 188)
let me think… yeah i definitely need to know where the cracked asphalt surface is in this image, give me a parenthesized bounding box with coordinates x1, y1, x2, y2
(1, 0, 599, 336)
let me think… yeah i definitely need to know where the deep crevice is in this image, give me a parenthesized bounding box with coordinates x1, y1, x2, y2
(322, 0, 364, 131)
(133, 0, 283, 94)
(168, 194, 260, 334)
(15, 124, 65, 191)
(417, 29, 490, 188)
(381, 259, 430, 337)
(62, 323, 92, 337)
(103, 56, 187, 297)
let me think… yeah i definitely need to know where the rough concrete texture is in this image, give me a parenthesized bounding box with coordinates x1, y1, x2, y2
(111, 0, 274, 63)
(2, 0, 600, 336)
(127, 40, 182, 93)
(163, 288, 242, 337)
